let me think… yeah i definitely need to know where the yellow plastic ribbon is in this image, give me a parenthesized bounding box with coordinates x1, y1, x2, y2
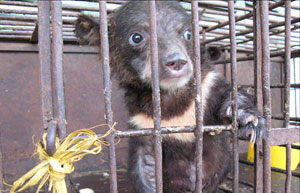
(10, 123, 115, 193)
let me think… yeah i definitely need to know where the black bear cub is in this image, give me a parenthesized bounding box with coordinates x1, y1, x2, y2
(75, 1, 265, 193)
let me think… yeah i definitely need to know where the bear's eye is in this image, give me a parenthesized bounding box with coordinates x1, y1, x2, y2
(183, 30, 192, 41)
(129, 33, 144, 45)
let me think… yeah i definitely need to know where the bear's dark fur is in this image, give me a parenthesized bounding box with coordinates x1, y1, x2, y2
(75, 1, 265, 193)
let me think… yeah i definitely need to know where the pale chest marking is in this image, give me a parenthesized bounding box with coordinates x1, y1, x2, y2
(129, 71, 218, 142)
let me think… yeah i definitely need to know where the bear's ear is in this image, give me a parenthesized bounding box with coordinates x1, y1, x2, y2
(207, 46, 223, 61)
(75, 15, 100, 45)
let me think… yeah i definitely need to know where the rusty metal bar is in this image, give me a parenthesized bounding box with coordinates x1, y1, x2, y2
(38, 0, 53, 131)
(38, 1, 53, 192)
(50, 0, 67, 139)
(240, 159, 300, 178)
(283, 144, 300, 150)
(283, 0, 291, 131)
(98, 1, 118, 193)
(269, 127, 300, 146)
(253, 0, 263, 112)
(113, 125, 232, 138)
(260, 1, 272, 192)
(0, 30, 32, 35)
(253, 1, 264, 192)
(284, 2, 292, 192)
(148, 1, 163, 193)
(111, 126, 300, 144)
(214, 49, 300, 65)
(191, 1, 204, 192)
(228, 1, 239, 192)
(285, 143, 292, 192)
(0, 35, 32, 41)
(271, 84, 300, 89)
(272, 116, 300, 122)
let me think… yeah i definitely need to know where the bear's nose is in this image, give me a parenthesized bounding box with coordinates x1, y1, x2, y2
(164, 53, 188, 72)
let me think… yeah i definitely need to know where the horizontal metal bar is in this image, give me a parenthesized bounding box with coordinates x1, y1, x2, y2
(0, 20, 35, 26)
(0, 42, 98, 53)
(240, 160, 300, 178)
(270, 84, 300, 89)
(239, 84, 300, 90)
(269, 127, 300, 146)
(0, 15, 75, 24)
(214, 49, 300, 64)
(113, 125, 232, 138)
(113, 126, 300, 146)
(279, 144, 300, 150)
(272, 116, 300, 122)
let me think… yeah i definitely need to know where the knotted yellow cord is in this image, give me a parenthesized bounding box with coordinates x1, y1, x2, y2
(10, 123, 115, 193)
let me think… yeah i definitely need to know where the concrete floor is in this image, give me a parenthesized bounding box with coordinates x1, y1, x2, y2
(70, 156, 300, 193)
(4, 155, 299, 193)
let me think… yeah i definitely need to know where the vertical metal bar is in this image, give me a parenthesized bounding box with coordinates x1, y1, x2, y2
(284, 1, 291, 128)
(253, 1, 264, 192)
(260, 1, 272, 193)
(228, 1, 239, 193)
(38, 0, 53, 131)
(284, 1, 292, 193)
(148, 1, 163, 193)
(285, 143, 292, 193)
(50, 0, 67, 139)
(192, 1, 203, 193)
(0, 136, 3, 192)
(253, 0, 263, 112)
(98, 1, 118, 193)
(38, 2, 53, 192)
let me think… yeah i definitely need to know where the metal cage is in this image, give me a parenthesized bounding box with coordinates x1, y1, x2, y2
(0, 0, 299, 193)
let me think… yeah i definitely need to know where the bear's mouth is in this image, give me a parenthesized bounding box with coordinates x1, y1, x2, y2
(159, 69, 193, 90)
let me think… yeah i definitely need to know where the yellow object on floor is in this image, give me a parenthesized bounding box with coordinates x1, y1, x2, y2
(10, 123, 114, 193)
(247, 142, 300, 171)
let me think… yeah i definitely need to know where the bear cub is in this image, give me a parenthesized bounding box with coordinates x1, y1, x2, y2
(75, 1, 265, 193)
